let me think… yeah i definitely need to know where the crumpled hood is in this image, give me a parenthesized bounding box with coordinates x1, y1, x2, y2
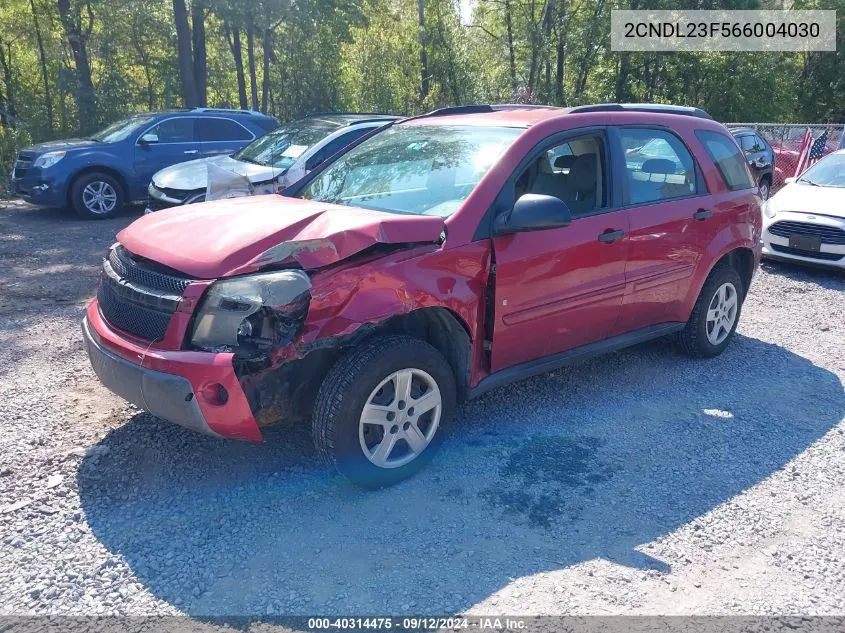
(117, 195, 445, 278)
(151, 155, 283, 191)
(769, 182, 845, 218)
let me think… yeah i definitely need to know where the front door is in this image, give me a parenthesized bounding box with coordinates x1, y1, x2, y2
(491, 131, 629, 372)
(134, 117, 199, 193)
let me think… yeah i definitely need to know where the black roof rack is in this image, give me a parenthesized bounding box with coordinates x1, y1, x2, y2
(424, 103, 559, 117)
(568, 103, 713, 120)
(191, 107, 268, 116)
(303, 112, 399, 119)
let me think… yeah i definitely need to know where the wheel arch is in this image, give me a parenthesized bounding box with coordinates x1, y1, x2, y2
(238, 306, 474, 428)
(67, 165, 130, 208)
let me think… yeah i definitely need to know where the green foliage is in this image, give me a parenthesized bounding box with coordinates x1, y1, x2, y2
(0, 0, 842, 145)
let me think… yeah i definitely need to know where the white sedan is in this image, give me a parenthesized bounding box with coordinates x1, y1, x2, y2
(762, 149, 845, 269)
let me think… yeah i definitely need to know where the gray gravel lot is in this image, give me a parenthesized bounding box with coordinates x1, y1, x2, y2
(1, 200, 844, 619)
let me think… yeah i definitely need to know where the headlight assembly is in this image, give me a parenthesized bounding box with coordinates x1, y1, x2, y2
(762, 199, 777, 219)
(33, 151, 66, 169)
(191, 269, 311, 353)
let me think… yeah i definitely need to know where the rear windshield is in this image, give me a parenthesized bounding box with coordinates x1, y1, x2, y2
(695, 130, 755, 191)
(297, 124, 521, 218)
(233, 119, 341, 169)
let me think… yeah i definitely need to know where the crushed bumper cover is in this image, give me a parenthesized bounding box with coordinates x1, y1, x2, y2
(83, 303, 263, 442)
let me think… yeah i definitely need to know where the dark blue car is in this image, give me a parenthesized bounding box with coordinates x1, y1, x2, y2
(8, 108, 279, 219)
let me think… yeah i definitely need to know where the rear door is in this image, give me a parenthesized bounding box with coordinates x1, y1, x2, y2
(134, 117, 199, 187)
(490, 128, 630, 372)
(612, 126, 713, 331)
(197, 117, 256, 157)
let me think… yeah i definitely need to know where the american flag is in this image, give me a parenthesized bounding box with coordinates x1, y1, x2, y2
(794, 129, 829, 176)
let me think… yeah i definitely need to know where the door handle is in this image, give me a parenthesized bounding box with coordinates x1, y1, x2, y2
(597, 229, 625, 243)
(184, 150, 198, 155)
(693, 208, 712, 221)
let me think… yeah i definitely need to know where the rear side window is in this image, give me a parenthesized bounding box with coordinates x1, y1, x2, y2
(620, 128, 698, 204)
(696, 130, 755, 191)
(147, 118, 195, 143)
(197, 118, 253, 142)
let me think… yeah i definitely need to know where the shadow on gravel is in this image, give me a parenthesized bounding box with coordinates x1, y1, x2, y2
(78, 334, 844, 620)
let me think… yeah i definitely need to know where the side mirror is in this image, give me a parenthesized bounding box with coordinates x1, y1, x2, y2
(495, 193, 572, 236)
(139, 133, 159, 145)
(783, 176, 796, 185)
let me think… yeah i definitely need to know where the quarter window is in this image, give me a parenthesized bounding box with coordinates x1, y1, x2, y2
(146, 118, 195, 143)
(515, 134, 606, 216)
(197, 118, 253, 142)
(696, 130, 755, 191)
(621, 129, 698, 204)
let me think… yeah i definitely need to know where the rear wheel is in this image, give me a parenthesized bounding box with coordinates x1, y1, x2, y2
(71, 172, 124, 219)
(312, 334, 456, 488)
(678, 264, 744, 358)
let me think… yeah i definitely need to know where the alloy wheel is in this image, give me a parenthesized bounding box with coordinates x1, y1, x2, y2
(82, 181, 118, 215)
(358, 368, 442, 469)
(706, 282, 738, 346)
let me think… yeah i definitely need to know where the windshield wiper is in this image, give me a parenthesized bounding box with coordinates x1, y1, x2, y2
(800, 177, 821, 186)
(237, 156, 266, 166)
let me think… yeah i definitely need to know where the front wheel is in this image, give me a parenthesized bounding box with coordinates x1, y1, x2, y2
(678, 264, 744, 358)
(312, 334, 456, 488)
(759, 178, 771, 201)
(71, 172, 124, 219)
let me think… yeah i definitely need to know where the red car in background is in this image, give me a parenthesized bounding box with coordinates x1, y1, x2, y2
(83, 103, 762, 487)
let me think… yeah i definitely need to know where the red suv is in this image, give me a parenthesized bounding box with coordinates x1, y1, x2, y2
(83, 104, 762, 487)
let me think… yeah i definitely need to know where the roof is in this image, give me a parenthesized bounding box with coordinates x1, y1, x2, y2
(401, 103, 714, 129)
(403, 107, 566, 129)
(304, 113, 400, 127)
(729, 127, 756, 135)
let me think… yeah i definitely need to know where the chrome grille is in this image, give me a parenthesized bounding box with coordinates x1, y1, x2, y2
(12, 154, 32, 179)
(768, 221, 845, 245)
(98, 247, 192, 342)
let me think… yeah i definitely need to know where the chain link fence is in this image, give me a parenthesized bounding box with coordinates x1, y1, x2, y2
(726, 123, 844, 193)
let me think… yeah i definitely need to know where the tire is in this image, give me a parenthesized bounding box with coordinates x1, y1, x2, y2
(312, 334, 456, 488)
(678, 263, 744, 358)
(70, 172, 124, 219)
(759, 177, 771, 201)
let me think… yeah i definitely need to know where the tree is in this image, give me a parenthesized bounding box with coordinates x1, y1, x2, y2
(56, 0, 96, 131)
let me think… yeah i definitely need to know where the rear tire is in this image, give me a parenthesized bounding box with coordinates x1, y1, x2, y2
(679, 263, 744, 358)
(71, 172, 124, 219)
(312, 334, 456, 488)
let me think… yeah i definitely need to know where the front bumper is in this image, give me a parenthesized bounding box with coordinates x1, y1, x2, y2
(762, 211, 845, 269)
(145, 183, 205, 213)
(83, 303, 263, 442)
(8, 171, 67, 207)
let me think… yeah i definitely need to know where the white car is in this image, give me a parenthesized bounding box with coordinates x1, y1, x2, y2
(762, 149, 845, 269)
(145, 113, 398, 212)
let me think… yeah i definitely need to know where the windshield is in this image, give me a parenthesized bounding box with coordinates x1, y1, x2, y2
(799, 153, 845, 187)
(233, 119, 341, 169)
(91, 114, 157, 143)
(298, 124, 521, 217)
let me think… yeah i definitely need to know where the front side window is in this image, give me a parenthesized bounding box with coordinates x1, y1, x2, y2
(298, 125, 521, 218)
(622, 128, 698, 204)
(233, 120, 341, 169)
(91, 114, 156, 143)
(515, 134, 606, 215)
(197, 118, 252, 142)
(146, 118, 196, 143)
(696, 130, 755, 191)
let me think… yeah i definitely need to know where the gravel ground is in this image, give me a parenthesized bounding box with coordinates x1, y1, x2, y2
(1, 200, 844, 619)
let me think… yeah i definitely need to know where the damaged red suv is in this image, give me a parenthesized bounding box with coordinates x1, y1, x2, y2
(84, 104, 762, 487)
